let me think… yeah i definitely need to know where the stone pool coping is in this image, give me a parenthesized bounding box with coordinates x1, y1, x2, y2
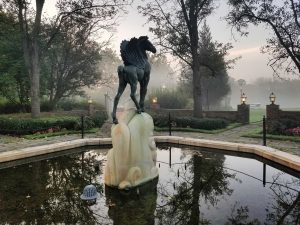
(0, 136, 299, 172)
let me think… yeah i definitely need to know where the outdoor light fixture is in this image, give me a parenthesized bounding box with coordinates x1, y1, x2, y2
(152, 97, 158, 104)
(241, 93, 247, 104)
(88, 97, 93, 104)
(269, 92, 276, 104)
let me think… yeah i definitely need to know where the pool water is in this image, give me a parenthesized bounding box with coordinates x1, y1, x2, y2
(0, 145, 299, 225)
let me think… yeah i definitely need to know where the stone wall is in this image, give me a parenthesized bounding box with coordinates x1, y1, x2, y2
(266, 104, 300, 132)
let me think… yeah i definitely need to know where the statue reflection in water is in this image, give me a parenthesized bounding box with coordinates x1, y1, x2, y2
(104, 178, 158, 225)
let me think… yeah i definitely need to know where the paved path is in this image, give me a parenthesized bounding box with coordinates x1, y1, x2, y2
(0, 124, 299, 156)
(154, 123, 300, 156)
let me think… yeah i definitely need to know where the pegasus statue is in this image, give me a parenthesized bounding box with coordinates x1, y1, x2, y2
(112, 36, 156, 124)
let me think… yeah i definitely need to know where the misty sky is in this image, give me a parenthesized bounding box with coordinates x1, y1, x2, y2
(43, 1, 275, 84)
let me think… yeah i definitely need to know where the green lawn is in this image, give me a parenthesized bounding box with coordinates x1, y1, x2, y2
(250, 108, 265, 123)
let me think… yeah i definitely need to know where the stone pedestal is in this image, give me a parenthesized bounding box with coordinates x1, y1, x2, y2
(266, 104, 280, 120)
(237, 104, 250, 124)
(88, 104, 95, 116)
(266, 104, 280, 133)
(104, 110, 158, 189)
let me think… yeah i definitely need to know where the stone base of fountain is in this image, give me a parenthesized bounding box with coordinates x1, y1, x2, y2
(104, 109, 158, 189)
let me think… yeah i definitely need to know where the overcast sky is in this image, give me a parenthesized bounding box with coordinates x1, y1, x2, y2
(44, 0, 275, 84)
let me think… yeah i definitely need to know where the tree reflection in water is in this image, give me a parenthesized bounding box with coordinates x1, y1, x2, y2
(226, 174, 300, 225)
(155, 149, 236, 225)
(0, 147, 299, 225)
(0, 151, 104, 224)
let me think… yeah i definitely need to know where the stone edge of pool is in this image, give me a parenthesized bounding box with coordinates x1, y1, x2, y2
(0, 136, 299, 172)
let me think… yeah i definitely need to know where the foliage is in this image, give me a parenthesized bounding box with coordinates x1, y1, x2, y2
(41, 19, 102, 108)
(178, 23, 232, 110)
(269, 119, 300, 135)
(2, 0, 131, 118)
(0, 102, 30, 114)
(0, 10, 30, 105)
(285, 127, 300, 136)
(147, 88, 188, 109)
(0, 114, 106, 135)
(153, 115, 229, 130)
(139, 0, 216, 117)
(227, 0, 300, 77)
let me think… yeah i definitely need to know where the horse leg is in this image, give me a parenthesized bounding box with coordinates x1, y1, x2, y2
(129, 82, 141, 114)
(112, 66, 127, 124)
(139, 73, 150, 112)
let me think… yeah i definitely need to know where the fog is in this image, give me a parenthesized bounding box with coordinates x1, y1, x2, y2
(229, 78, 300, 109)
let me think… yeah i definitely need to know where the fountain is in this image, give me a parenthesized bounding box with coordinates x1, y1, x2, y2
(104, 36, 158, 189)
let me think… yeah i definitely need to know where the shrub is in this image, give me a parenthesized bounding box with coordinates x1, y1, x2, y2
(189, 117, 229, 130)
(268, 119, 300, 135)
(0, 102, 30, 114)
(152, 114, 229, 130)
(152, 115, 169, 127)
(0, 114, 107, 135)
(285, 127, 300, 136)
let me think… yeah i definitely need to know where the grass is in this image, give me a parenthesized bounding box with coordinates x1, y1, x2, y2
(23, 128, 99, 140)
(242, 128, 300, 143)
(250, 108, 265, 123)
(154, 123, 242, 134)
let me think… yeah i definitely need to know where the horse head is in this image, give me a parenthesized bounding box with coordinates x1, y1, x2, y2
(139, 36, 156, 54)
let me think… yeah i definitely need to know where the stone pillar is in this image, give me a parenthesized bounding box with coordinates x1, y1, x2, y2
(266, 104, 280, 120)
(237, 103, 250, 124)
(88, 103, 95, 116)
(266, 104, 280, 132)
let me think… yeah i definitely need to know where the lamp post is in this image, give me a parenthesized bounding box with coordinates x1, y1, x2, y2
(241, 93, 247, 104)
(152, 97, 157, 104)
(88, 97, 93, 115)
(269, 92, 276, 104)
(151, 97, 159, 109)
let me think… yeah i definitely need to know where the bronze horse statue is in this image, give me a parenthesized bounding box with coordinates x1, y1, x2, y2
(112, 36, 156, 124)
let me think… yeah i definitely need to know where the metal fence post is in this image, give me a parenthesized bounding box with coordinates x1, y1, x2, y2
(168, 112, 172, 136)
(81, 115, 84, 139)
(263, 116, 266, 146)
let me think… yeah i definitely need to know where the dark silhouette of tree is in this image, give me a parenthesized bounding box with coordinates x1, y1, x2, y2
(178, 23, 232, 110)
(155, 150, 235, 225)
(0, 10, 29, 107)
(227, 0, 300, 78)
(139, 0, 216, 117)
(1, 0, 131, 118)
(41, 19, 102, 109)
(0, 152, 104, 224)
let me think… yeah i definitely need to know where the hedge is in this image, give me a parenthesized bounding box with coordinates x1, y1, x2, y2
(0, 114, 107, 135)
(153, 115, 229, 130)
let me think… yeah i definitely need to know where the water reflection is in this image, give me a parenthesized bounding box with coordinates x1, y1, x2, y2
(156, 149, 236, 225)
(0, 151, 103, 224)
(105, 178, 158, 225)
(0, 147, 299, 225)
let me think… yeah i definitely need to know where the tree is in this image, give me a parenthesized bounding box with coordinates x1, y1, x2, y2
(0, 10, 30, 107)
(178, 23, 231, 110)
(41, 19, 102, 109)
(227, 0, 300, 78)
(2, 0, 131, 117)
(139, 0, 216, 117)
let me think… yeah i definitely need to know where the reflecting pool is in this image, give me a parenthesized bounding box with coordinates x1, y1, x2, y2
(0, 145, 299, 225)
